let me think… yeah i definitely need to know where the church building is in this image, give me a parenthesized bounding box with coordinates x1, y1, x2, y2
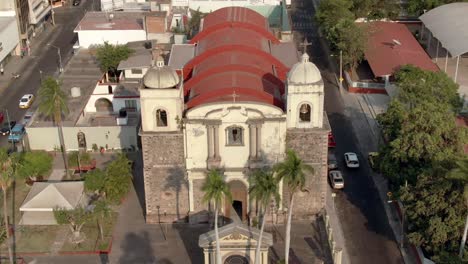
(139, 7, 330, 224)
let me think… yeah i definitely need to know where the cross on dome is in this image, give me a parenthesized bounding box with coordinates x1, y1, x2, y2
(231, 90, 240, 103)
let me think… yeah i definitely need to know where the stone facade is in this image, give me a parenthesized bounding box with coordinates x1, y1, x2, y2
(284, 115, 330, 219)
(141, 131, 187, 223)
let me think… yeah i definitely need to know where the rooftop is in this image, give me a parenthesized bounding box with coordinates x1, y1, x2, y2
(74, 11, 145, 31)
(180, 7, 297, 110)
(0, 16, 15, 34)
(363, 21, 439, 77)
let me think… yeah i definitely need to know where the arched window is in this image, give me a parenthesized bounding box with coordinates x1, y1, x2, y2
(299, 103, 311, 122)
(226, 126, 243, 146)
(156, 109, 168, 127)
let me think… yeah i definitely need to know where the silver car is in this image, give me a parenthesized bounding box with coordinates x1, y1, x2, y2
(329, 170, 344, 189)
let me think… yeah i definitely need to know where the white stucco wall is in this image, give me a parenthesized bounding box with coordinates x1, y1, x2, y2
(27, 125, 138, 151)
(0, 17, 19, 63)
(184, 102, 286, 170)
(140, 88, 183, 132)
(286, 82, 324, 128)
(75, 30, 147, 48)
(123, 68, 148, 79)
(147, 33, 172, 44)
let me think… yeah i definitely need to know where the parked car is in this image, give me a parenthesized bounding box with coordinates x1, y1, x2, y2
(8, 124, 25, 142)
(0, 112, 4, 123)
(73, 0, 81, 6)
(328, 152, 338, 170)
(19, 94, 34, 109)
(328, 170, 344, 189)
(0, 121, 16, 135)
(21, 111, 34, 125)
(328, 132, 336, 148)
(344, 152, 360, 168)
(368, 152, 380, 171)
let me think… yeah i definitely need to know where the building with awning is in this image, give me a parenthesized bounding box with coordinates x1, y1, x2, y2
(419, 2, 468, 111)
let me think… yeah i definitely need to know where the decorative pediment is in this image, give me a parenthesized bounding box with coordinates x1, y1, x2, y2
(220, 231, 251, 241)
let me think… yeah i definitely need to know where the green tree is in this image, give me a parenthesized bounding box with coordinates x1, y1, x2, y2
(38, 77, 69, 171)
(17, 151, 52, 181)
(95, 42, 133, 81)
(316, 0, 354, 42)
(0, 148, 20, 263)
(377, 66, 465, 186)
(84, 168, 106, 196)
(447, 159, 468, 257)
(92, 199, 112, 240)
(406, 0, 465, 16)
(274, 150, 313, 264)
(351, 0, 400, 19)
(334, 19, 366, 73)
(249, 169, 281, 264)
(188, 8, 204, 38)
(54, 207, 92, 242)
(104, 154, 132, 204)
(202, 169, 232, 264)
(400, 171, 466, 258)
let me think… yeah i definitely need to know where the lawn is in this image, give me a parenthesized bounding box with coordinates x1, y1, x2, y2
(60, 212, 118, 252)
(12, 226, 62, 253)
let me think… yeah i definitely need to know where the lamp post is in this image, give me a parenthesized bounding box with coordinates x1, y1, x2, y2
(39, 70, 43, 83)
(330, 51, 343, 90)
(48, 44, 63, 73)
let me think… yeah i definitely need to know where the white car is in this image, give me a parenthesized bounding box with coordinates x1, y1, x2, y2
(344, 152, 360, 168)
(19, 94, 34, 109)
(328, 170, 344, 189)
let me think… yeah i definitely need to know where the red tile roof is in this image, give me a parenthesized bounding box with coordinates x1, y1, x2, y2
(183, 7, 291, 110)
(364, 22, 439, 77)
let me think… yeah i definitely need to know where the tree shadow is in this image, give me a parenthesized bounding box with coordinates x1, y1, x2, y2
(304, 218, 333, 264)
(173, 222, 210, 263)
(164, 166, 188, 220)
(128, 151, 146, 215)
(118, 231, 155, 264)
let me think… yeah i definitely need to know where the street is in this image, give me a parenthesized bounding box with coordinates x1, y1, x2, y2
(0, 0, 98, 147)
(290, 0, 405, 263)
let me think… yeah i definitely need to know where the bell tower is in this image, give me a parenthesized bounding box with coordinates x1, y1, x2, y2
(286, 53, 324, 129)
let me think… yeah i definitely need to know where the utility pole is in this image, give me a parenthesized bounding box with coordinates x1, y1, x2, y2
(5, 109, 12, 135)
(49, 0, 56, 26)
(339, 50, 343, 90)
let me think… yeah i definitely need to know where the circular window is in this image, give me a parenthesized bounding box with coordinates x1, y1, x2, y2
(224, 255, 249, 264)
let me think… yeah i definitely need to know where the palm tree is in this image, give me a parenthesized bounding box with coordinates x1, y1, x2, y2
(249, 169, 281, 264)
(93, 199, 112, 240)
(202, 169, 232, 264)
(274, 150, 313, 264)
(447, 158, 468, 258)
(0, 148, 20, 264)
(38, 76, 69, 171)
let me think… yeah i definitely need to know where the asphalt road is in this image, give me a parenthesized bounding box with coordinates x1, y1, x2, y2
(0, 0, 97, 147)
(290, 0, 404, 263)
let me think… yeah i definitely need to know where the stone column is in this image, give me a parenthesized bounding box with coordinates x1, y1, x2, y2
(213, 125, 220, 158)
(203, 250, 209, 264)
(249, 124, 257, 160)
(255, 124, 262, 158)
(207, 125, 214, 159)
(188, 178, 194, 211)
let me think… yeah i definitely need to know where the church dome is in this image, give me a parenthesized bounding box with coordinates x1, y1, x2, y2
(143, 56, 180, 89)
(287, 53, 322, 84)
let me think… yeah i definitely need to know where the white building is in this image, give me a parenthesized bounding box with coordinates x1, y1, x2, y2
(28, 0, 52, 25)
(0, 14, 20, 65)
(140, 7, 329, 225)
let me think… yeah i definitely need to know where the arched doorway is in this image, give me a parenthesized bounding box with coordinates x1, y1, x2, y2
(95, 98, 113, 112)
(224, 255, 249, 264)
(225, 180, 248, 221)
